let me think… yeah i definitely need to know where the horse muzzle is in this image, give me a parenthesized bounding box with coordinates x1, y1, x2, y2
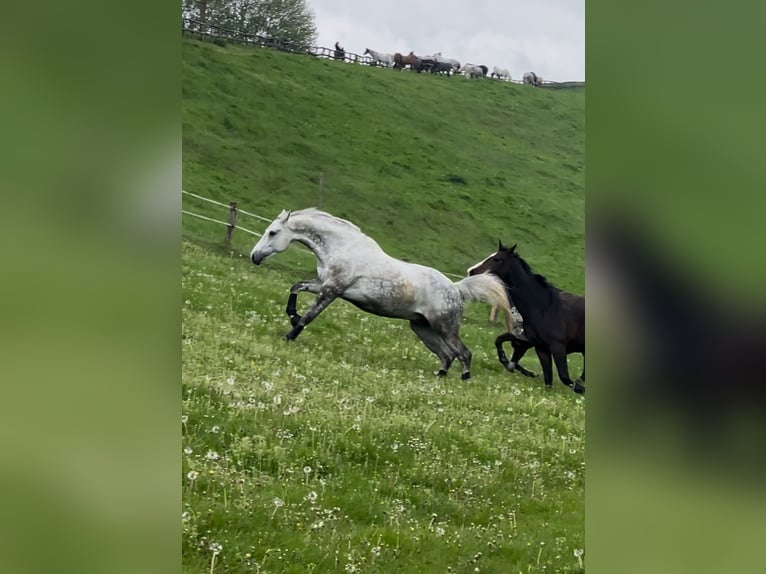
(251, 252, 264, 265)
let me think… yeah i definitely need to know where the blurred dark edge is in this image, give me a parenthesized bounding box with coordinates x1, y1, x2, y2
(588, 1, 766, 573)
(0, 2, 180, 574)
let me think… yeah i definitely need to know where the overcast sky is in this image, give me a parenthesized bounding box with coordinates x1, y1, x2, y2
(309, 0, 584, 82)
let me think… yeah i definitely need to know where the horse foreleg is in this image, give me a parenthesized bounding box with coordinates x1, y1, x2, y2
(286, 279, 322, 326)
(495, 333, 536, 377)
(285, 288, 339, 341)
(495, 332, 515, 369)
(510, 340, 537, 377)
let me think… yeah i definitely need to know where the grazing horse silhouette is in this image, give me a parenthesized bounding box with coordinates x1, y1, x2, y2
(469, 242, 585, 394)
(249, 209, 512, 379)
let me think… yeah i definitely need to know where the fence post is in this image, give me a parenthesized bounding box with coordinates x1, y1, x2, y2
(225, 201, 237, 244)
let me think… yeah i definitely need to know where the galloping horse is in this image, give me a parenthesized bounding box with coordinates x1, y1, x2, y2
(364, 48, 394, 68)
(250, 209, 512, 379)
(469, 242, 585, 394)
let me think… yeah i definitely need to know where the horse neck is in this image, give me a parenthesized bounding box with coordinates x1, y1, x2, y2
(504, 259, 555, 320)
(288, 214, 368, 261)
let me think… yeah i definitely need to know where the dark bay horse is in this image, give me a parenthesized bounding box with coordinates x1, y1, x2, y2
(469, 242, 585, 394)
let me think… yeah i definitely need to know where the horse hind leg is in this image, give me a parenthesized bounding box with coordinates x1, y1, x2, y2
(573, 354, 585, 392)
(438, 326, 472, 380)
(551, 344, 584, 395)
(409, 318, 454, 376)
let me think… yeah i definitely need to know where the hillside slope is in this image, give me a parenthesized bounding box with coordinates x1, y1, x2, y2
(182, 38, 584, 291)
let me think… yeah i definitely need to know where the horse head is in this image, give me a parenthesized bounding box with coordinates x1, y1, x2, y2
(250, 210, 293, 265)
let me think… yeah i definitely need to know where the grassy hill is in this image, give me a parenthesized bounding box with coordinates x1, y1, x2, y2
(182, 36, 585, 574)
(182, 37, 584, 290)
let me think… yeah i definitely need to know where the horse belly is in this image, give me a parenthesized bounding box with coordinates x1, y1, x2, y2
(342, 278, 420, 320)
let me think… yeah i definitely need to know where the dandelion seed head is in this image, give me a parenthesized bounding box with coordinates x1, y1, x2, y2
(303, 466, 312, 475)
(187, 470, 198, 481)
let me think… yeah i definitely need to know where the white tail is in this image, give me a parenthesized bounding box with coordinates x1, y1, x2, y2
(453, 274, 511, 317)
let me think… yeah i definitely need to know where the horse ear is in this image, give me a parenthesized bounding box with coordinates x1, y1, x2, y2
(278, 209, 291, 222)
(510, 243, 517, 253)
(498, 239, 504, 251)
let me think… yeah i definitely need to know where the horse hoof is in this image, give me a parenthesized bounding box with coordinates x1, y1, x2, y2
(435, 369, 448, 377)
(290, 314, 302, 327)
(573, 382, 585, 395)
(461, 372, 471, 381)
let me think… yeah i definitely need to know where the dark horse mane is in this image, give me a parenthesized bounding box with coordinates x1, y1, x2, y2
(501, 245, 561, 311)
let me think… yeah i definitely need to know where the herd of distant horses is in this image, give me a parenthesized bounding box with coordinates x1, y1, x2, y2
(250, 209, 584, 395)
(357, 46, 544, 85)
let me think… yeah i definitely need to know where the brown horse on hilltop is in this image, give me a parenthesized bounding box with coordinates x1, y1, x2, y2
(393, 51, 422, 72)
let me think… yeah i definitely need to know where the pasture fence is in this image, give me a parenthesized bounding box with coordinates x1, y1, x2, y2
(181, 189, 465, 279)
(181, 18, 583, 88)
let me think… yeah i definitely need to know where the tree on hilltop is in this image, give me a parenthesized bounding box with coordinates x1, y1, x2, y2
(183, 0, 317, 50)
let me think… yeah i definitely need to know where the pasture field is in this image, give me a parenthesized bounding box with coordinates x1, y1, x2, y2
(182, 37, 585, 573)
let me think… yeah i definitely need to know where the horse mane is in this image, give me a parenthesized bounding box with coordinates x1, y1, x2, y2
(291, 207, 362, 232)
(512, 253, 557, 292)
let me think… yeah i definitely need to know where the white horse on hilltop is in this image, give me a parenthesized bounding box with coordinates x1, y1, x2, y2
(458, 63, 485, 78)
(523, 71, 544, 86)
(364, 48, 394, 68)
(434, 52, 460, 72)
(491, 66, 511, 81)
(250, 208, 511, 379)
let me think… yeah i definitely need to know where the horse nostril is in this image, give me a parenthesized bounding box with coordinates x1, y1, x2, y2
(251, 253, 261, 265)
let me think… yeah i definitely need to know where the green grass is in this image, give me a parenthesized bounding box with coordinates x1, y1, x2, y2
(182, 37, 584, 573)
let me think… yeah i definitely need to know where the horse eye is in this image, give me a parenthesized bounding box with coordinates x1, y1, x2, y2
(268, 230, 278, 237)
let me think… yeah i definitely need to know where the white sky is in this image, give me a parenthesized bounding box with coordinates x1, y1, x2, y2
(309, 0, 584, 82)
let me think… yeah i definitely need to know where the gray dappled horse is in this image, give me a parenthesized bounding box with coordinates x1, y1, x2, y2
(250, 209, 511, 379)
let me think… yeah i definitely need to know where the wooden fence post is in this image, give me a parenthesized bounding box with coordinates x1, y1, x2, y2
(225, 201, 237, 244)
